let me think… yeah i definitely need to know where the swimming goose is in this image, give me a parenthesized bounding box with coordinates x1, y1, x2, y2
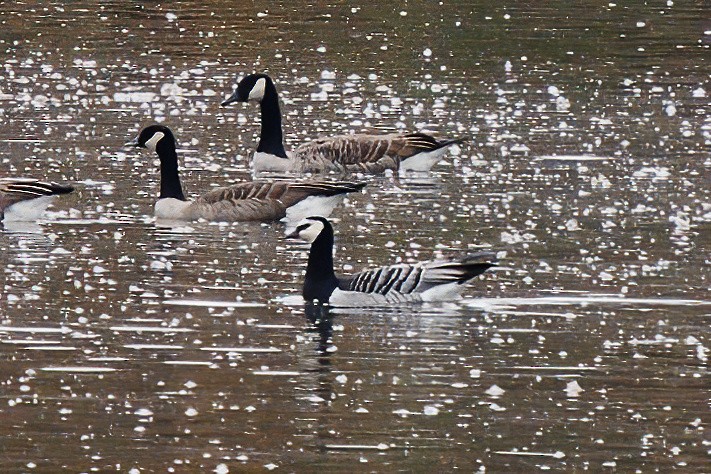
(287, 216, 495, 305)
(0, 178, 74, 222)
(128, 125, 365, 222)
(221, 73, 464, 174)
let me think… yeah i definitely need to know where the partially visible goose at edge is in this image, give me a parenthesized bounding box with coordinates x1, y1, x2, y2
(287, 216, 495, 306)
(0, 178, 74, 222)
(128, 125, 365, 223)
(221, 73, 465, 175)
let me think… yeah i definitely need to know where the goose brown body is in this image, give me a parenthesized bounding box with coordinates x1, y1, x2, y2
(222, 73, 464, 174)
(129, 124, 364, 222)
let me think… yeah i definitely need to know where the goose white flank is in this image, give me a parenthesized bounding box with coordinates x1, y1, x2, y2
(0, 178, 74, 222)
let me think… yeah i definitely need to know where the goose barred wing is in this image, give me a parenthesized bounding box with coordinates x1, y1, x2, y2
(341, 253, 495, 296)
(0, 178, 74, 211)
(341, 263, 428, 296)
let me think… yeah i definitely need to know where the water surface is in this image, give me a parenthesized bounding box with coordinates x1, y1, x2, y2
(1, 1, 709, 472)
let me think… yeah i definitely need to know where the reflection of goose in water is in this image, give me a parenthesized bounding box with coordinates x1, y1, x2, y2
(222, 73, 464, 175)
(1, 178, 74, 222)
(127, 125, 365, 223)
(304, 303, 335, 361)
(288, 216, 496, 306)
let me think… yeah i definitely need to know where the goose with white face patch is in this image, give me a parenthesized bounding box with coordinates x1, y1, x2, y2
(222, 73, 465, 175)
(128, 125, 365, 222)
(287, 216, 496, 306)
(0, 178, 74, 222)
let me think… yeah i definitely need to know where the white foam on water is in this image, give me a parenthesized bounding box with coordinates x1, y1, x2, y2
(1, 339, 61, 345)
(25, 346, 76, 351)
(41, 367, 117, 373)
(87, 357, 130, 362)
(495, 450, 565, 458)
(0, 327, 71, 334)
(325, 444, 390, 451)
(508, 366, 599, 371)
(163, 361, 214, 366)
(199, 347, 281, 353)
(163, 299, 265, 308)
(253, 324, 298, 329)
(534, 155, 612, 161)
(464, 295, 710, 311)
(124, 344, 185, 350)
(252, 370, 301, 376)
(109, 326, 194, 333)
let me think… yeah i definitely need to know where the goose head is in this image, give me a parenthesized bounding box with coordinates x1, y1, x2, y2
(286, 216, 331, 243)
(221, 73, 273, 106)
(128, 124, 177, 154)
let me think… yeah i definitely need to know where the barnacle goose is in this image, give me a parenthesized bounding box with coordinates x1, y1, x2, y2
(0, 178, 74, 222)
(221, 73, 465, 174)
(287, 216, 495, 305)
(128, 125, 365, 222)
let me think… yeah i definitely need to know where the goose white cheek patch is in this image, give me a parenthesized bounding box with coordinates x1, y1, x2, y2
(299, 220, 324, 243)
(145, 131, 165, 152)
(248, 78, 266, 101)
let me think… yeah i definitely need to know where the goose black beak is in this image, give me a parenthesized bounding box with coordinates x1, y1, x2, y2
(221, 91, 242, 106)
(284, 228, 301, 240)
(124, 137, 142, 149)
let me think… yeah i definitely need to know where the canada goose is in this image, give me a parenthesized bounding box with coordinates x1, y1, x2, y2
(287, 216, 495, 305)
(221, 73, 464, 174)
(0, 178, 74, 222)
(128, 125, 365, 222)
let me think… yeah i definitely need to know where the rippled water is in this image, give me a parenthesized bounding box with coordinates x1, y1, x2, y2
(1, 1, 709, 472)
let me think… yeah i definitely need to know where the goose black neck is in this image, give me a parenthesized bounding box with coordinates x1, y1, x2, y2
(156, 140, 187, 201)
(303, 225, 339, 303)
(257, 80, 288, 159)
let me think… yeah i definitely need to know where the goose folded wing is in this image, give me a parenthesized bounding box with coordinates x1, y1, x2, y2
(340, 263, 427, 296)
(293, 135, 408, 169)
(340, 253, 495, 296)
(192, 181, 364, 221)
(0, 179, 74, 210)
(193, 183, 290, 221)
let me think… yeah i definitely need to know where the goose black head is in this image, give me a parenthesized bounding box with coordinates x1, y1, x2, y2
(286, 216, 332, 244)
(221, 73, 273, 106)
(128, 125, 176, 153)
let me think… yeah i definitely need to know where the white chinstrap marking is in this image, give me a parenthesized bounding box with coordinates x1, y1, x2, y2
(248, 77, 266, 101)
(295, 219, 325, 243)
(145, 131, 165, 152)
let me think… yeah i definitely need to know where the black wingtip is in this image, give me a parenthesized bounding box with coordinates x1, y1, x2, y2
(52, 183, 75, 195)
(350, 182, 367, 192)
(440, 136, 467, 147)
